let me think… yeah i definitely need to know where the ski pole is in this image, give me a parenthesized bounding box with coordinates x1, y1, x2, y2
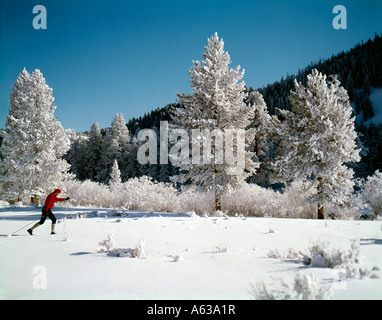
(7, 220, 38, 237)
(63, 201, 68, 233)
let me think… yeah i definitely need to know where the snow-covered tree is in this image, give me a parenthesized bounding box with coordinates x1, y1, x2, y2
(272, 69, 361, 219)
(173, 33, 260, 210)
(1, 68, 71, 203)
(111, 113, 130, 150)
(97, 113, 130, 184)
(246, 90, 276, 186)
(109, 159, 122, 193)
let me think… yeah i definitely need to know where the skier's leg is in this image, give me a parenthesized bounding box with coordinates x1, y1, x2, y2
(39, 207, 48, 225)
(27, 209, 47, 235)
(48, 210, 57, 234)
(27, 222, 41, 235)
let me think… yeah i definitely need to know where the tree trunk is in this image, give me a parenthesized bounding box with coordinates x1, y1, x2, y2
(215, 187, 222, 212)
(316, 177, 324, 219)
(31, 194, 40, 206)
(317, 203, 324, 219)
(215, 194, 222, 211)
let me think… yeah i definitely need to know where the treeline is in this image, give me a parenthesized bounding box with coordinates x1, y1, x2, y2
(65, 113, 179, 184)
(66, 35, 382, 183)
(126, 103, 176, 137)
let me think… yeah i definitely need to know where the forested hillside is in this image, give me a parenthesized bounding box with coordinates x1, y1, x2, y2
(55, 34, 382, 184)
(123, 34, 382, 181)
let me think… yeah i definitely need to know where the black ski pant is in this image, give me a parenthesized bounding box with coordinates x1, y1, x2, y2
(39, 207, 57, 225)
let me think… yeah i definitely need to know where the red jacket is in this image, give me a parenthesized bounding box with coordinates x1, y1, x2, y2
(44, 193, 65, 210)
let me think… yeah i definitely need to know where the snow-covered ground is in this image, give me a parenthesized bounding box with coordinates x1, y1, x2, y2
(0, 205, 381, 300)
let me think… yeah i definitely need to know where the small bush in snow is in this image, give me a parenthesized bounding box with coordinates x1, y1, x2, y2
(267, 248, 300, 260)
(268, 239, 379, 280)
(131, 238, 147, 259)
(98, 234, 115, 253)
(302, 240, 348, 268)
(168, 255, 185, 262)
(251, 272, 332, 300)
(98, 235, 147, 259)
(215, 245, 229, 253)
(301, 239, 379, 280)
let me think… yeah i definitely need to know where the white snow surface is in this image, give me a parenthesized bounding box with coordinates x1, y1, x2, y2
(0, 205, 381, 300)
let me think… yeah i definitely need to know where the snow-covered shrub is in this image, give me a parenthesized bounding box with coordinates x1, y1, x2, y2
(178, 187, 215, 215)
(251, 272, 332, 300)
(336, 189, 370, 220)
(131, 238, 147, 259)
(168, 255, 185, 262)
(364, 170, 382, 217)
(267, 248, 300, 260)
(62, 179, 113, 207)
(62, 176, 179, 212)
(120, 176, 178, 212)
(98, 235, 147, 259)
(221, 181, 316, 218)
(222, 183, 273, 217)
(215, 245, 229, 253)
(268, 239, 378, 280)
(302, 240, 348, 268)
(98, 234, 115, 252)
(277, 181, 317, 219)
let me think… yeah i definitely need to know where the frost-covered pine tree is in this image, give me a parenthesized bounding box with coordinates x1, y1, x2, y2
(96, 113, 130, 183)
(246, 90, 276, 186)
(1, 68, 71, 203)
(272, 69, 361, 219)
(109, 159, 122, 192)
(111, 113, 130, 149)
(174, 33, 260, 210)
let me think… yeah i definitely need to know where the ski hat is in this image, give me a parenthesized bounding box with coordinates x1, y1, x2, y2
(54, 189, 62, 194)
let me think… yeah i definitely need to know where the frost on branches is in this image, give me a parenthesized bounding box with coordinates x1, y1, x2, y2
(174, 33, 266, 210)
(1, 68, 71, 203)
(109, 159, 122, 191)
(96, 113, 130, 184)
(272, 69, 361, 219)
(364, 170, 382, 216)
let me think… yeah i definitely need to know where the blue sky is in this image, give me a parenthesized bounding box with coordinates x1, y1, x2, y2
(1, 0, 381, 132)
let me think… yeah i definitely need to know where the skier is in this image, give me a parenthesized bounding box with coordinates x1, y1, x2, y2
(27, 189, 70, 235)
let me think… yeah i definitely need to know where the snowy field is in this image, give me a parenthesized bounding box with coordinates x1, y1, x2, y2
(0, 205, 381, 300)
